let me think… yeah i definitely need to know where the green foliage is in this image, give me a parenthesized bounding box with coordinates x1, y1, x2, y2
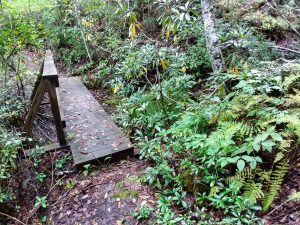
(34, 196, 48, 208)
(29, 146, 46, 167)
(216, 0, 300, 33)
(134, 205, 152, 220)
(82, 164, 94, 177)
(0, 129, 23, 204)
(1, 0, 299, 223)
(136, 59, 299, 222)
(35, 172, 47, 183)
(55, 154, 72, 170)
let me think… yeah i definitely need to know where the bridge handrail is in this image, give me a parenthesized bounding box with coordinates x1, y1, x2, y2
(42, 50, 59, 87)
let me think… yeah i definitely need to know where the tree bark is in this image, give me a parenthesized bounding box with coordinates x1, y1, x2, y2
(201, 0, 224, 73)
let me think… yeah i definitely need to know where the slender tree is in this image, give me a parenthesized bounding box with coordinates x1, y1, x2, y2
(201, 0, 224, 73)
(73, 0, 93, 63)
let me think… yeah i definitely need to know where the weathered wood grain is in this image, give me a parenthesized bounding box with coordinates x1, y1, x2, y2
(43, 50, 59, 87)
(24, 143, 70, 157)
(46, 79, 67, 146)
(56, 87, 66, 127)
(59, 77, 134, 166)
(24, 81, 47, 136)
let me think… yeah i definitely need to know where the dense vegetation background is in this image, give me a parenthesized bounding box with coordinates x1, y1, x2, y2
(0, 0, 300, 224)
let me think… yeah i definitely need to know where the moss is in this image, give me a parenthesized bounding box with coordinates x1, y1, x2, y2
(116, 175, 141, 188)
(113, 189, 139, 199)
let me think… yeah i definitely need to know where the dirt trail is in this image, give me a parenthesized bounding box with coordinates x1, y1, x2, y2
(49, 159, 155, 225)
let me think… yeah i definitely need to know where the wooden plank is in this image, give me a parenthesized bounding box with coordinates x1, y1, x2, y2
(59, 77, 134, 165)
(46, 79, 67, 146)
(24, 80, 47, 136)
(56, 87, 66, 128)
(43, 50, 59, 87)
(24, 143, 70, 157)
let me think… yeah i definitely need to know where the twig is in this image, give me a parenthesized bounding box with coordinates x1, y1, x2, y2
(272, 46, 300, 55)
(0, 212, 27, 225)
(267, 199, 289, 216)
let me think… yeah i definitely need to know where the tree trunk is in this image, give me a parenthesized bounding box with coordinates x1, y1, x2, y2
(201, 0, 224, 73)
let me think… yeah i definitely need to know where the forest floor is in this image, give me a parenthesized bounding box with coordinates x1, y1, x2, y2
(15, 50, 299, 225)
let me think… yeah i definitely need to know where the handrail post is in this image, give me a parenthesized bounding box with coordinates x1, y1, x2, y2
(24, 50, 67, 147)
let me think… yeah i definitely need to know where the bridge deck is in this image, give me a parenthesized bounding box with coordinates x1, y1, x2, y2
(59, 77, 133, 166)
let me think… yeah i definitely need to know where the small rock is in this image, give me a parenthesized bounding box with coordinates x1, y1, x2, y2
(58, 213, 64, 220)
(81, 194, 89, 200)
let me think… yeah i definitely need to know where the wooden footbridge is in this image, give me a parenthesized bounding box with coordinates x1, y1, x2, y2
(24, 50, 134, 166)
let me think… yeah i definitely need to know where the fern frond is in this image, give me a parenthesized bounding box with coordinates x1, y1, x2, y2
(243, 181, 264, 205)
(206, 121, 242, 145)
(274, 152, 285, 163)
(209, 186, 221, 197)
(218, 109, 240, 121)
(284, 92, 300, 107)
(262, 160, 289, 212)
(257, 169, 272, 183)
(226, 167, 254, 185)
(276, 113, 300, 141)
(282, 72, 300, 93)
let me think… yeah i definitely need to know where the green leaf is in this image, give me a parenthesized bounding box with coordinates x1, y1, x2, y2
(237, 159, 245, 172)
(232, 147, 248, 156)
(247, 110, 256, 117)
(253, 143, 260, 152)
(179, 13, 185, 21)
(221, 159, 228, 168)
(271, 132, 283, 142)
(241, 155, 253, 162)
(288, 192, 300, 201)
(255, 156, 262, 163)
(261, 133, 269, 141)
(262, 140, 275, 152)
(250, 160, 257, 169)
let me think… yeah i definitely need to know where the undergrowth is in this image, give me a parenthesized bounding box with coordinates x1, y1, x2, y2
(1, 0, 300, 224)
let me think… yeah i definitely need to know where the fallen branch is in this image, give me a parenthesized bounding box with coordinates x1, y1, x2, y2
(272, 46, 300, 55)
(0, 212, 27, 225)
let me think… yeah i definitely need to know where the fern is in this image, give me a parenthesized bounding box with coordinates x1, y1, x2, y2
(206, 121, 242, 145)
(282, 72, 300, 93)
(276, 113, 300, 141)
(262, 160, 289, 212)
(243, 181, 264, 205)
(274, 152, 285, 163)
(209, 186, 221, 197)
(284, 91, 300, 107)
(226, 167, 254, 185)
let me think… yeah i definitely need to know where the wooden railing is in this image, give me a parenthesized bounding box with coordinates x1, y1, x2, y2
(24, 50, 67, 147)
